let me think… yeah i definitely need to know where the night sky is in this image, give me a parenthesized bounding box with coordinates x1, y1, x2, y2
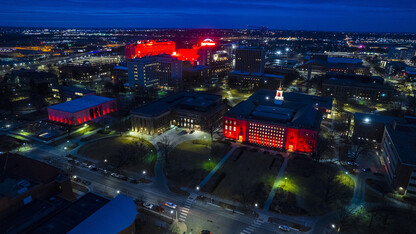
(1, 0, 415, 32)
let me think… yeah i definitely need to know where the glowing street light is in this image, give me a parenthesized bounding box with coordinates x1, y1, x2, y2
(104, 159, 107, 162)
(331, 224, 336, 229)
(196, 186, 200, 190)
(142, 170, 146, 175)
(254, 203, 258, 207)
(117, 190, 120, 194)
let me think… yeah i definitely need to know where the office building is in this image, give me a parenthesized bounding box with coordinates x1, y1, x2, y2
(52, 86, 96, 101)
(235, 47, 265, 73)
(127, 55, 182, 89)
(228, 71, 284, 91)
(381, 121, 416, 197)
(125, 40, 176, 59)
(131, 91, 226, 134)
(322, 73, 395, 102)
(353, 113, 406, 143)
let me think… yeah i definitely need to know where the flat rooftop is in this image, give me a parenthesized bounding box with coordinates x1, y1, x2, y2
(132, 91, 222, 117)
(48, 95, 114, 113)
(31, 193, 110, 234)
(354, 113, 405, 124)
(226, 90, 323, 130)
(386, 124, 416, 165)
(60, 86, 95, 94)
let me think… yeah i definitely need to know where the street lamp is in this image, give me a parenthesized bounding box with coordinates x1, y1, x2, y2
(104, 159, 107, 163)
(196, 186, 200, 190)
(143, 170, 146, 175)
(117, 190, 120, 194)
(254, 203, 258, 207)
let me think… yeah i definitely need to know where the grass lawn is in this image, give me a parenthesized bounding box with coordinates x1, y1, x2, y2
(271, 156, 354, 216)
(166, 140, 232, 189)
(202, 149, 284, 208)
(77, 136, 156, 176)
(342, 206, 416, 233)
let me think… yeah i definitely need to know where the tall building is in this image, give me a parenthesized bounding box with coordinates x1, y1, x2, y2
(235, 47, 265, 73)
(125, 40, 176, 59)
(223, 89, 332, 153)
(127, 55, 182, 89)
(381, 121, 416, 197)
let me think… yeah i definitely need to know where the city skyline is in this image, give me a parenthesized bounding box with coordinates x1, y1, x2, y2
(1, 0, 416, 32)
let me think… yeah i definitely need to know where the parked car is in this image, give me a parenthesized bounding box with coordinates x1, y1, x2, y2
(111, 172, 120, 178)
(278, 225, 291, 232)
(143, 202, 154, 209)
(130, 179, 138, 184)
(164, 202, 177, 209)
(190, 130, 195, 134)
(200, 230, 212, 234)
(120, 176, 128, 181)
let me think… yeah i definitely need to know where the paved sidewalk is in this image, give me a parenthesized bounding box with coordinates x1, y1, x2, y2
(198, 146, 237, 188)
(263, 155, 290, 211)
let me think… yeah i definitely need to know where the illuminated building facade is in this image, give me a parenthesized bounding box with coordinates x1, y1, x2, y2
(125, 39, 217, 66)
(47, 95, 116, 125)
(125, 40, 176, 59)
(223, 90, 332, 153)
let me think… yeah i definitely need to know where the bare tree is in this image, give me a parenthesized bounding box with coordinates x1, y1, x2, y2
(336, 206, 357, 233)
(349, 140, 371, 163)
(312, 134, 331, 166)
(109, 146, 134, 172)
(157, 135, 174, 165)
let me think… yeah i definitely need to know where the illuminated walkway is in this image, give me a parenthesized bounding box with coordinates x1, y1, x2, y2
(198, 146, 237, 189)
(263, 155, 290, 211)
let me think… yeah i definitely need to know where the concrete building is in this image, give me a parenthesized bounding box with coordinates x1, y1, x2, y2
(52, 86, 96, 101)
(235, 47, 265, 73)
(223, 89, 332, 153)
(228, 71, 284, 91)
(127, 55, 182, 89)
(353, 113, 405, 144)
(47, 95, 116, 125)
(322, 73, 395, 102)
(381, 122, 416, 197)
(0, 153, 74, 221)
(131, 91, 226, 135)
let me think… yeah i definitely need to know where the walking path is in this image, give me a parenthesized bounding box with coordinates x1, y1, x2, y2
(263, 155, 290, 211)
(198, 146, 237, 188)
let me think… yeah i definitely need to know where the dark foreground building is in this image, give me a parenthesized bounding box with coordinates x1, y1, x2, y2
(131, 91, 226, 134)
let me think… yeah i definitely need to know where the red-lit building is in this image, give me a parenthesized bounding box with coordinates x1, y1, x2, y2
(223, 89, 332, 153)
(125, 39, 217, 66)
(47, 95, 116, 125)
(125, 40, 176, 59)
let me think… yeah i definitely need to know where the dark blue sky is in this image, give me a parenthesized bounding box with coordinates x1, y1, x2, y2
(1, 0, 415, 32)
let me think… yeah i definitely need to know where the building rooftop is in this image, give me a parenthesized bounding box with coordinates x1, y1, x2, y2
(354, 113, 405, 124)
(68, 194, 137, 234)
(327, 57, 363, 64)
(131, 91, 223, 117)
(386, 124, 416, 165)
(59, 86, 95, 95)
(48, 95, 114, 113)
(230, 70, 285, 79)
(226, 90, 325, 130)
(31, 193, 110, 234)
